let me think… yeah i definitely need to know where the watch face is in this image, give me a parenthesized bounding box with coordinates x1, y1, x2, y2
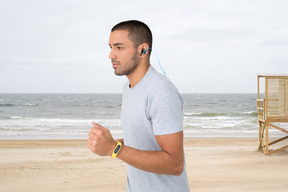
(114, 145, 121, 153)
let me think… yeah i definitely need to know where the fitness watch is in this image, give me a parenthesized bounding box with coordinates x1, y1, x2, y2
(112, 141, 123, 158)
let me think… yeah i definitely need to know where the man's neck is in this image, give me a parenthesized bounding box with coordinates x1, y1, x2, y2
(127, 63, 150, 88)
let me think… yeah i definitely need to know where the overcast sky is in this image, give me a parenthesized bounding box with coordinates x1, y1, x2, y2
(0, 0, 287, 93)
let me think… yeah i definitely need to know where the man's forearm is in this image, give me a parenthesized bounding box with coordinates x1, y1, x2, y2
(117, 145, 184, 176)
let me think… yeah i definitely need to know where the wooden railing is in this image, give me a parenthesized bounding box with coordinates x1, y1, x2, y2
(257, 99, 265, 122)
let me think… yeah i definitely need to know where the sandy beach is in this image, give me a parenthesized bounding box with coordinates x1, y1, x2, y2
(0, 138, 287, 192)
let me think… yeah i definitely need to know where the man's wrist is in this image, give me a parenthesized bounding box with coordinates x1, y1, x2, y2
(111, 141, 123, 158)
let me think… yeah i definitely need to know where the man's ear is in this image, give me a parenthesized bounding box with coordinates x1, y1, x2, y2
(139, 43, 150, 56)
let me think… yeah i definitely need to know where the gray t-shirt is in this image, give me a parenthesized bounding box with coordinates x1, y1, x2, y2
(121, 66, 190, 192)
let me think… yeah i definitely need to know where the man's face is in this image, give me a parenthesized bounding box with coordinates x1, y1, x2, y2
(109, 30, 140, 76)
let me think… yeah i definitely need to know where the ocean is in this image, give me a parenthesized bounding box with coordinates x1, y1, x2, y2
(0, 93, 266, 140)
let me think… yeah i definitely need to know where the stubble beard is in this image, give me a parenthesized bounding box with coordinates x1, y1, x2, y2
(114, 52, 140, 76)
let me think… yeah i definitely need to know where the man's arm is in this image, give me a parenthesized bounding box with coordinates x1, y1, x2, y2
(88, 122, 184, 176)
(117, 131, 184, 176)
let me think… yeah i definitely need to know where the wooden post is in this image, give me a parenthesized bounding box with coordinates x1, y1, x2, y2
(264, 77, 269, 154)
(265, 123, 269, 154)
(257, 75, 260, 99)
(257, 76, 260, 149)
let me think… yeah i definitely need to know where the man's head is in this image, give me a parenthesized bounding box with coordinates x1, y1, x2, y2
(109, 20, 152, 77)
(111, 20, 153, 54)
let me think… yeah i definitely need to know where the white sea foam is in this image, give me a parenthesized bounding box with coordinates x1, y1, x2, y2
(0, 117, 122, 140)
(9, 116, 24, 119)
(25, 103, 38, 106)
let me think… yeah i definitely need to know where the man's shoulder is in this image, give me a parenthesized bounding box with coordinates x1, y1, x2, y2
(148, 68, 179, 95)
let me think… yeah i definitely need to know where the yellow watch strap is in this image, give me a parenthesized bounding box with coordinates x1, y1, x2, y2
(111, 142, 122, 158)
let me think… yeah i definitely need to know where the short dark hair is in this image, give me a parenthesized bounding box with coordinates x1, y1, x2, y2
(111, 20, 153, 50)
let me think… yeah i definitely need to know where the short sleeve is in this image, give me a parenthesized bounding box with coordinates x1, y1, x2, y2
(147, 84, 183, 135)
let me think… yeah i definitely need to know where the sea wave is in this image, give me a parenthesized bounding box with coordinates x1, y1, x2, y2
(0, 117, 122, 139)
(184, 111, 258, 117)
(25, 103, 38, 106)
(8, 116, 25, 119)
(0, 103, 38, 107)
(0, 117, 121, 130)
(184, 112, 227, 117)
(240, 111, 258, 116)
(0, 104, 14, 107)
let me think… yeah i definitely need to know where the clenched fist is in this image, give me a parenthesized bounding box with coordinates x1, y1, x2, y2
(88, 121, 117, 156)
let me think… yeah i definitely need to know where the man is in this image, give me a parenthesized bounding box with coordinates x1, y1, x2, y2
(88, 20, 190, 192)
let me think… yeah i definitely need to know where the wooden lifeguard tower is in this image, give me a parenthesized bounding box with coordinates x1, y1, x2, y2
(257, 74, 288, 155)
